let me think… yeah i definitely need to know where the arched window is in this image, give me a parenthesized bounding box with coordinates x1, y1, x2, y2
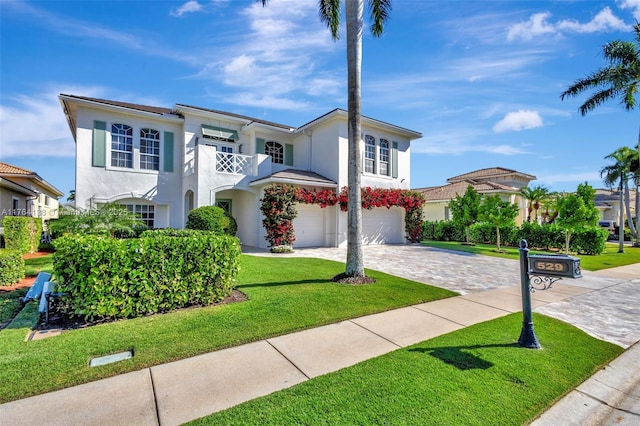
(140, 128, 160, 170)
(111, 124, 133, 168)
(364, 135, 376, 173)
(265, 141, 284, 164)
(379, 138, 390, 176)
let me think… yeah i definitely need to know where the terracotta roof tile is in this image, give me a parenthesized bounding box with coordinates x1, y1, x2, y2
(417, 179, 519, 202)
(447, 167, 536, 183)
(0, 162, 36, 176)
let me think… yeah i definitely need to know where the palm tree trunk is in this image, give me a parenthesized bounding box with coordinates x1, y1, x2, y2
(345, 0, 365, 277)
(618, 179, 625, 253)
(624, 180, 636, 237)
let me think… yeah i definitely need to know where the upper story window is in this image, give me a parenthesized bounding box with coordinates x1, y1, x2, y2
(364, 135, 376, 174)
(379, 139, 390, 176)
(140, 128, 160, 170)
(265, 141, 284, 164)
(111, 124, 133, 168)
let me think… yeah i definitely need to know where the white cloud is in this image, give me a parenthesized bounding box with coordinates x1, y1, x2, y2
(507, 12, 556, 42)
(556, 7, 629, 33)
(0, 86, 106, 158)
(493, 110, 543, 133)
(170, 1, 203, 17)
(507, 8, 630, 42)
(619, 0, 640, 20)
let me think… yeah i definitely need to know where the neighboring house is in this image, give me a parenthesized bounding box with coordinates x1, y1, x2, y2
(59, 94, 421, 249)
(0, 162, 64, 224)
(414, 167, 537, 226)
(595, 188, 637, 227)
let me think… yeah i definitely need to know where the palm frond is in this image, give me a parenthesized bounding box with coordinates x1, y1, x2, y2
(368, 0, 391, 37)
(318, 0, 341, 40)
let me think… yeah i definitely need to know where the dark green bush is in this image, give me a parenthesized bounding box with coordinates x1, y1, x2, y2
(512, 223, 565, 251)
(2, 216, 42, 254)
(186, 206, 237, 236)
(140, 228, 208, 238)
(569, 227, 608, 255)
(0, 250, 25, 286)
(421, 221, 438, 240)
(434, 221, 465, 242)
(53, 233, 241, 320)
(469, 223, 517, 246)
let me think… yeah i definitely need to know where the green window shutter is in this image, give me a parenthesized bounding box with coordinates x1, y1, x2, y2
(92, 121, 107, 167)
(256, 138, 265, 154)
(164, 131, 174, 173)
(392, 141, 399, 179)
(285, 144, 294, 166)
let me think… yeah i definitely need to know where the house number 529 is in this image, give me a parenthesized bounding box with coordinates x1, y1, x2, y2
(534, 262, 565, 272)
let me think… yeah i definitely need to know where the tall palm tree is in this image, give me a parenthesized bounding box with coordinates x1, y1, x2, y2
(519, 185, 550, 223)
(263, 0, 392, 278)
(560, 22, 640, 246)
(600, 146, 636, 252)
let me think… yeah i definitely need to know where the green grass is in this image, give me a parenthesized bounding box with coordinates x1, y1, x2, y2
(24, 254, 54, 277)
(422, 241, 640, 271)
(0, 288, 27, 327)
(191, 313, 623, 426)
(0, 255, 455, 403)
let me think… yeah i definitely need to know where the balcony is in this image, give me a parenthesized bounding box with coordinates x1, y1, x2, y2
(215, 152, 257, 175)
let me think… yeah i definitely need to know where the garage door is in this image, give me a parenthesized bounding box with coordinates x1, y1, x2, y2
(362, 207, 404, 244)
(293, 204, 325, 247)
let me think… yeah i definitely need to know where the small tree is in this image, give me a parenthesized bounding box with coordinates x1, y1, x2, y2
(556, 182, 600, 254)
(49, 203, 145, 238)
(449, 185, 481, 244)
(478, 195, 519, 252)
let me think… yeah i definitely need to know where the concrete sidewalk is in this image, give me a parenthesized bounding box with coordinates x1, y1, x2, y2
(0, 280, 612, 426)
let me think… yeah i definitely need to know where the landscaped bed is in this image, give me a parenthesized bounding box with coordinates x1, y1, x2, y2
(189, 313, 623, 425)
(0, 254, 456, 403)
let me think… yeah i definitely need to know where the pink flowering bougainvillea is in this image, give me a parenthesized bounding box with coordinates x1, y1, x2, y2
(259, 184, 426, 250)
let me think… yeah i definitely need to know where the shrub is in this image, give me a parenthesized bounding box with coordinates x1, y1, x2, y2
(0, 250, 25, 286)
(469, 223, 517, 246)
(569, 227, 608, 255)
(434, 221, 465, 242)
(2, 216, 42, 254)
(53, 233, 241, 321)
(186, 206, 237, 236)
(422, 221, 438, 241)
(140, 228, 209, 238)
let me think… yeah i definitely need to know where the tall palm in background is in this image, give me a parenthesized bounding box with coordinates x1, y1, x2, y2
(262, 0, 392, 278)
(560, 22, 640, 246)
(600, 146, 637, 252)
(519, 184, 550, 223)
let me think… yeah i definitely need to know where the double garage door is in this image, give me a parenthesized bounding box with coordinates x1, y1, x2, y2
(293, 204, 404, 247)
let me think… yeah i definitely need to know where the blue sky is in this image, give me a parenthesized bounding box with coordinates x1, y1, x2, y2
(1, 0, 639, 200)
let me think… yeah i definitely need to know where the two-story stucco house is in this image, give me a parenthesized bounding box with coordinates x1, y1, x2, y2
(59, 94, 421, 249)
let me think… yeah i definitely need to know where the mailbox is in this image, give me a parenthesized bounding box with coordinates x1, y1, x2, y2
(528, 254, 581, 278)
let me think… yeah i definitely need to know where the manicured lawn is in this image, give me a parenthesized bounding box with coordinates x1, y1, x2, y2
(422, 240, 640, 271)
(0, 255, 455, 403)
(0, 288, 27, 327)
(191, 313, 623, 425)
(24, 254, 54, 276)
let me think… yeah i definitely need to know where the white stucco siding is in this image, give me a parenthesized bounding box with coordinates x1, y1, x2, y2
(309, 121, 341, 183)
(74, 107, 184, 228)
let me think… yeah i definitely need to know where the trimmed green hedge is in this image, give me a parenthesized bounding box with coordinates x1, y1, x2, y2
(53, 233, 241, 320)
(0, 250, 25, 286)
(140, 228, 207, 238)
(2, 216, 42, 254)
(186, 206, 237, 236)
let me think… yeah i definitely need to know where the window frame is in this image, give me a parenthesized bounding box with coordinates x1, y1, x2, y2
(111, 123, 134, 168)
(124, 203, 155, 228)
(379, 138, 390, 176)
(265, 141, 284, 164)
(140, 128, 160, 171)
(364, 135, 376, 174)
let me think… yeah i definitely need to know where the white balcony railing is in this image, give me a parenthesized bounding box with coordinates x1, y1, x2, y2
(215, 152, 256, 175)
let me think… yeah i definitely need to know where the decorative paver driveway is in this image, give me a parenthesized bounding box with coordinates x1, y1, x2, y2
(243, 244, 640, 348)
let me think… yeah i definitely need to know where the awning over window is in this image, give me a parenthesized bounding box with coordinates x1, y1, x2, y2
(202, 124, 238, 142)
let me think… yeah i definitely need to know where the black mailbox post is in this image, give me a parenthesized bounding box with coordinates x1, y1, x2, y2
(518, 240, 581, 349)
